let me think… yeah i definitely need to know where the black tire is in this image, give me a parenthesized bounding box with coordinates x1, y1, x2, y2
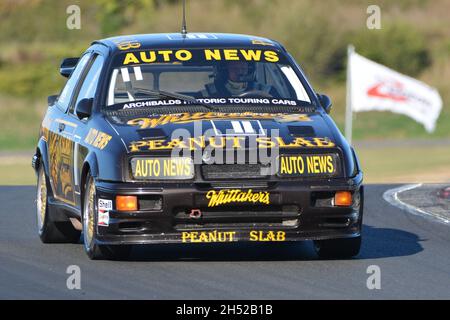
(82, 173, 132, 260)
(36, 164, 81, 243)
(314, 236, 361, 259)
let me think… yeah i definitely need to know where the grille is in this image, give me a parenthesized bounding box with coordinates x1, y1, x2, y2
(208, 181, 269, 189)
(201, 164, 269, 180)
(174, 205, 301, 230)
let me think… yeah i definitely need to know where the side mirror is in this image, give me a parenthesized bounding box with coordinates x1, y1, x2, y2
(317, 94, 332, 114)
(60, 57, 79, 78)
(76, 98, 93, 120)
(47, 95, 58, 106)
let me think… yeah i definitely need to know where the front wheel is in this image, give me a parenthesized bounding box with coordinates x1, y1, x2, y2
(82, 174, 131, 260)
(313, 236, 361, 259)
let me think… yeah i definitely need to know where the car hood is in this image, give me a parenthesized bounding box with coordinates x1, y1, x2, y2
(106, 110, 338, 153)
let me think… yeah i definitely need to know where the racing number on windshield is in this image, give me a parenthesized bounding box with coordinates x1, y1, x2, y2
(117, 40, 141, 51)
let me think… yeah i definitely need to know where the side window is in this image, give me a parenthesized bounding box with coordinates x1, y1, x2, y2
(57, 54, 92, 112)
(71, 55, 105, 115)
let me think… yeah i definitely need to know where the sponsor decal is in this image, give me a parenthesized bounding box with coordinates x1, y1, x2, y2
(98, 199, 112, 227)
(98, 210, 109, 227)
(123, 99, 183, 109)
(249, 231, 286, 242)
(84, 128, 112, 150)
(126, 111, 310, 128)
(367, 80, 408, 102)
(98, 199, 113, 211)
(251, 39, 275, 46)
(48, 124, 76, 205)
(131, 157, 194, 180)
(122, 49, 279, 65)
(180, 230, 286, 243)
(129, 136, 335, 152)
(278, 154, 338, 176)
(122, 98, 299, 109)
(116, 40, 141, 51)
(205, 189, 270, 207)
(182, 231, 236, 243)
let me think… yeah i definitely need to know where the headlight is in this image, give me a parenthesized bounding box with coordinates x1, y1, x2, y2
(130, 157, 194, 180)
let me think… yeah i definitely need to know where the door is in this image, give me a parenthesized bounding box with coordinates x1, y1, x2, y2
(48, 53, 92, 205)
(68, 54, 105, 205)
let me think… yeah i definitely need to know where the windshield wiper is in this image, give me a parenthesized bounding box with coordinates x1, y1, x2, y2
(133, 89, 219, 111)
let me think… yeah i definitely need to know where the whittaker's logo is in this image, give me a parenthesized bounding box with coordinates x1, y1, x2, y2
(127, 112, 311, 129)
(206, 189, 270, 207)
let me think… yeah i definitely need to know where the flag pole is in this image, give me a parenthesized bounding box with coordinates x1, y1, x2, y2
(345, 45, 355, 145)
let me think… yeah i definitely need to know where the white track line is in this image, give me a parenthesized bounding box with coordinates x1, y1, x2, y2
(383, 184, 450, 225)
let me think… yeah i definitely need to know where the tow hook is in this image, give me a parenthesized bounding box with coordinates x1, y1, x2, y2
(189, 209, 202, 219)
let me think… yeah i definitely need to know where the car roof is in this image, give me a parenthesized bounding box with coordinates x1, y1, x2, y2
(94, 33, 284, 53)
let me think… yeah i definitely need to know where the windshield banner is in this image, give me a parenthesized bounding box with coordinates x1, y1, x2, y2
(119, 98, 302, 109)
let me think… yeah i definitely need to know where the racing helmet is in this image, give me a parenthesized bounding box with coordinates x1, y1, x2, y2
(213, 61, 256, 84)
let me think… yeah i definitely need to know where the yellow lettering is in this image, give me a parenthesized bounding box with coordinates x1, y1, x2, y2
(140, 51, 156, 63)
(123, 53, 140, 65)
(135, 160, 142, 177)
(223, 49, 239, 60)
(293, 138, 315, 147)
(175, 49, 192, 61)
(182, 232, 190, 243)
(264, 50, 279, 62)
(240, 49, 262, 61)
(327, 156, 334, 173)
(159, 50, 173, 61)
(199, 233, 208, 243)
(277, 231, 286, 241)
(266, 231, 275, 241)
(256, 137, 276, 148)
(189, 136, 205, 150)
(249, 230, 286, 241)
(227, 136, 245, 148)
(129, 141, 149, 152)
(149, 140, 169, 150)
(208, 137, 225, 148)
(313, 137, 335, 147)
(204, 49, 222, 61)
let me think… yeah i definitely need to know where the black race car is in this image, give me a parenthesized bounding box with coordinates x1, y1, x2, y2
(32, 32, 363, 260)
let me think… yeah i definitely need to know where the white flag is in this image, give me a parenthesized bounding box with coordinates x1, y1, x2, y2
(349, 51, 442, 132)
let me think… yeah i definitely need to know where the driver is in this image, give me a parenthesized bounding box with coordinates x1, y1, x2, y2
(202, 61, 275, 97)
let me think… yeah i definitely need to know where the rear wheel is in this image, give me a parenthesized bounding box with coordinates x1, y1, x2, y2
(36, 164, 80, 243)
(314, 236, 361, 259)
(82, 174, 131, 260)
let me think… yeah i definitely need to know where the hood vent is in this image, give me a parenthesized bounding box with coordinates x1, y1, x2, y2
(137, 128, 167, 140)
(288, 125, 315, 137)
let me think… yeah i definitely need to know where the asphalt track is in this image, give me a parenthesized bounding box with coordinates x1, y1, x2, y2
(0, 185, 449, 299)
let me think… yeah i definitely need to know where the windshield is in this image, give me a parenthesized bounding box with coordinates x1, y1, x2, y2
(106, 47, 312, 109)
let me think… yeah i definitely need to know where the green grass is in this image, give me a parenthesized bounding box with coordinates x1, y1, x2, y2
(0, 96, 44, 151)
(0, 156, 35, 185)
(356, 144, 450, 183)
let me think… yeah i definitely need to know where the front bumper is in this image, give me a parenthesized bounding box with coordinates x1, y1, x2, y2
(94, 172, 363, 245)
